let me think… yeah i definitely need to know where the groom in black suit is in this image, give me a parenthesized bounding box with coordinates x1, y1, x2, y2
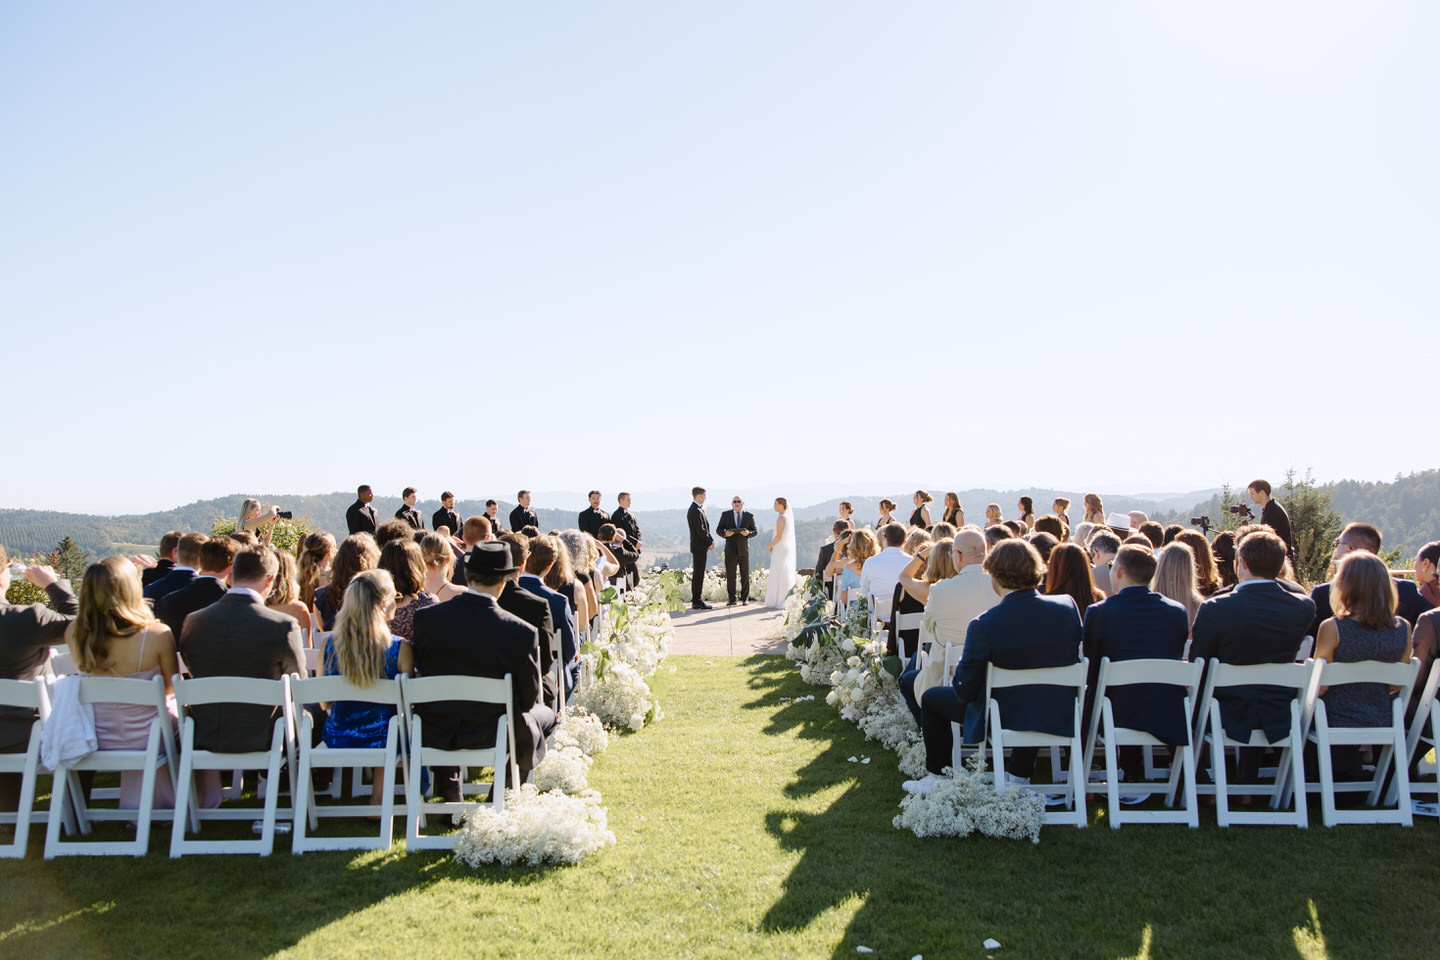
(688, 487, 714, 610)
(716, 496, 758, 606)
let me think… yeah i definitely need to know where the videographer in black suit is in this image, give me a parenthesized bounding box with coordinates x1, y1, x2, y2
(716, 497, 758, 605)
(1247, 479, 1294, 563)
(688, 487, 714, 610)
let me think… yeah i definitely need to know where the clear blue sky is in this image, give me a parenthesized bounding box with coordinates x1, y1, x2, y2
(2, 2, 1435, 514)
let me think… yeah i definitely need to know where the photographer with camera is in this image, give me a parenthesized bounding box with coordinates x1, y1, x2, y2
(237, 497, 288, 545)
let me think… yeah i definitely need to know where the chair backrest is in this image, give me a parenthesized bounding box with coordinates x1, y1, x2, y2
(48, 645, 76, 678)
(291, 675, 403, 709)
(1314, 657, 1418, 690)
(893, 612, 924, 632)
(0, 678, 45, 710)
(173, 675, 289, 709)
(303, 648, 324, 677)
(400, 673, 512, 709)
(987, 660, 1088, 695)
(75, 674, 169, 708)
(1207, 659, 1313, 691)
(1296, 636, 1314, 662)
(1096, 657, 1203, 692)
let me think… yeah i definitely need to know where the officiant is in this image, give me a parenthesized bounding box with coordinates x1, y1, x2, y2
(716, 496, 758, 606)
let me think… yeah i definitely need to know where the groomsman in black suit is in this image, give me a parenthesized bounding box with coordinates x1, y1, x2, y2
(346, 485, 378, 536)
(432, 491, 460, 536)
(612, 492, 642, 587)
(578, 490, 610, 537)
(395, 487, 425, 530)
(688, 487, 714, 610)
(509, 490, 538, 534)
(716, 496, 758, 606)
(484, 500, 505, 534)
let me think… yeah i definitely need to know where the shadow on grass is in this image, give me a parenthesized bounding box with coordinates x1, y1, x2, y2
(743, 655, 1440, 960)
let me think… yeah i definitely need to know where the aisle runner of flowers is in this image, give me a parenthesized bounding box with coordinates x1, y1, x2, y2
(453, 573, 680, 866)
(780, 575, 1044, 842)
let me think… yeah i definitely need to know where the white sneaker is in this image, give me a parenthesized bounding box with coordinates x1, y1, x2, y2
(1119, 793, 1147, 805)
(1005, 773, 1031, 787)
(1044, 793, 1069, 807)
(902, 774, 940, 796)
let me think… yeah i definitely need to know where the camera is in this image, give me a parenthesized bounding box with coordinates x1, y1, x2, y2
(1191, 515, 1214, 534)
(275, 510, 293, 520)
(1227, 504, 1254, 521)
(8, 562, 27, 577)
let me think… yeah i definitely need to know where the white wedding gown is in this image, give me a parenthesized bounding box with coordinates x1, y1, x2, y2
(765, 508, 797, 607)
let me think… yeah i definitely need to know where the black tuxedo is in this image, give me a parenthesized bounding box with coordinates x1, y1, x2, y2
(578, 506, 610, 537)
(1260, 499, 1295, 559)
(509, 505, 538, 533)
(715, 509, 758, 603)
(155, 576, 228, 647)
(410, 592, 555, 786)
(606, 537, 640, 584)
(1310, 578, 1433, 637)
(179, 592, 307, 752)
(395, 505, 425, 530)
(432, 507, 460, 535)
(346, 499, 378, 536)
(611, 507, 642, 584)
(140, 558, 174, 588)
(485, 512, 506, 535)
(499, 579, 558, 709)
(687, 502, 713, 604)
(143, 567, 196, 603)
(815, 542, 837, 600)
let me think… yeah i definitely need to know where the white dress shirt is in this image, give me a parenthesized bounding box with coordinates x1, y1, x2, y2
(857, 546, 911, 609)
(923, 566, 1001, 653)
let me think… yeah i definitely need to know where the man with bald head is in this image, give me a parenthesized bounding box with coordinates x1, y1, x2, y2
(898, 528, 1000, 725)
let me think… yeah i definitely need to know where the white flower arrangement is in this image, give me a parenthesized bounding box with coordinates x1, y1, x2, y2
(452, 784, 617, 866)
(532, 743, 593, 794)
(573, 657, 659, 732)
(892, 755, 1044, 843)
(553, 708, 609, 757)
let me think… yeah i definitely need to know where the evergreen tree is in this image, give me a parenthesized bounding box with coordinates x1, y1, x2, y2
(1281, 468, 1343, 587)
(52, 535, 90, 584)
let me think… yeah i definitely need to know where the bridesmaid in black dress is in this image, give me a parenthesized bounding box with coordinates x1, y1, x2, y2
(909, 490, 933, 529)
(941, 492, 963, 528)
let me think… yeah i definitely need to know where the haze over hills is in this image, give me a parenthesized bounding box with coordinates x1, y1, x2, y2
(3, 472, 1435, 569)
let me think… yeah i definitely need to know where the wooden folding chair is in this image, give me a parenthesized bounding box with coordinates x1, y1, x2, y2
(169, 675, 296, 856)
(1083, 658, 1204, 828)
(44, 674, 181, 858)
(1298, 657, 1418, 826)
(986, 659, 1090, 828)
(289, 675, 409, 852)
(0, 679, 54, 857)
(1193, 659, 1315, 828)
(402, 673, 518, 851)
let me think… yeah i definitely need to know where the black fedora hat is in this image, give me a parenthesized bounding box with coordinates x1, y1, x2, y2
(465, 541, 519, 576)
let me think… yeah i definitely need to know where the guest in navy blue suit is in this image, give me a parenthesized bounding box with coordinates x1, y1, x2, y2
(905, 539, 1082, 795)
(1081, 544, 1190, 781)
(142, 532, 206, 603)
(518, 535, 579, 701)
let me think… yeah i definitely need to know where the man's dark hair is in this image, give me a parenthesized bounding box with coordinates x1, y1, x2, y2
(618, 491, 630, 500)
(598, 523, 617, 540)
(1340, 522, 1382, 554)
(1248, 479, 1272, 496)
(881, 523, 906, 547)
(402, 486, 417, 499)
(517, 489, 530, 500)
(232, 545, 279, 583)
(832, 519, 852, 535)
(374, 519, 413, 549)
(984, 539, 1044, 591)
(692, 486, 706, 497)
(1113, 543, 1158, 583)
(499, 532, 529, 570)
(441, 490, 454, 501)
(588, 489, 601, 498)
(197, 537, 237, 574)
(1032, 515, 1065, 540)
(985, 525, 1014, 548)
(1002, 520, 1025, 537)
(1123, 534, 1153, 549)
(485, 499, 497, 508)
(229, 530, 259, 546)
(1138, 521, 1165, 548)
(1419, 541, 1440, 566)
(1162, 524, 1184, 545)
(159, 530, 184, 559)
(176, 532, 208, 568)
(1028, 531, 1059, 563)
(1239, 530, 1288, 579)
(524, 536, 558, 575)
(357, 484, 372, 497)
(521, 525, 540, 538)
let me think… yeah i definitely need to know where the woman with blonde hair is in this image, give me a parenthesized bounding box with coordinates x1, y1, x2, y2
(898, 537, 957, 606)
(1083, 493, 1105, 525)
(235, 498, 278, 545)
(313, 533, 379, 632)
(1173, 530, 1222, 598)
(420, 533, 466, 603)
(321, 569, 413, 798)
(941, 492, 963, 528)
(985, 503, 1003, 526)
(909, 491, 934, 529)
(1151, 542, 1204, 630)
(266, 549, 313, 643)
(830, 528, 879, 608)
(297, 532, 336, 609)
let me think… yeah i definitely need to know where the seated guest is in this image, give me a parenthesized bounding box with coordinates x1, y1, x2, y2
(1413, 541, 1440, 608)
(156, 536, 235, 642)
(814, 520, 853, 600)
(1151, 542, 1203, 632)
(1162, 524, 1184, 546)
(858, 523, 912, 614)
(1081, 544, 1190, 783)
(885, 530, 933, 656)
(984, 524, 1013, 549)
(904, 540, 1083, 796)
(1032, 515, 1065, 541)
(1212, 531, 1238, 587)
(559, 530, 602, 630)
(829, 529, 876, 609)
(496, 534, 559, 709)
(1071, 521, 1097, 548)
(1044, 543, 1104, 618)
(1002, 520, 1026, 538)
(1128, 510, 1149, 531)
(143, 532, 206, 603)
(451, 516, 495, 587)
(1174, 530, 1222, 598)
(1189, 531, 1314, 782)
(142, 531, 184, 588)
(266, 549, 313, 640)
(379, 539, 436, 641)
(1313, 551, 1413, 778)
(521, 536, 578, 698)
(297, 532, 336, 611)
(1088, 531, 1120, 597)
(321, 569, 413, 799)
(898, 531, 999, 725)
(229, 530, 259, 547)
(374, 519, 414, 550)
(1310, 523, 1433, 635)
(599, 523, 639, 586)
(1412, 607, 1440, 702)
(410, 542, 557, 797)
(180, 546, 308, 752)
(420, 534, 467, 603)
(1028, 531, 1059, 566)
(1137, 522, 1165, 549)
(313, 534, 379, 632)
(0, 553, 76, 812)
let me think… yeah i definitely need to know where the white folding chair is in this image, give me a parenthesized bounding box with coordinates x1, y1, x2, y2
(985, 659, 1090, 828)
(401, 673, 518, 851)
(1193, 659, 1314, 828)
(945, 643, 980, 773)
(45, 645, 75, 679)
(0, 679, 54, 857)
(892, 611, 924, 661)
(1296, 637, 1315, 663)
(1082, 658, 1204, 828)
(1299, 657, 1418, 827)
(1389, 658, 1440, 807)
(303, 648, 324, 677)
(169, 675, 296, 856)
(44, 674, 181, 858)
(289, 675, 409, 852)
(867, 593, 893, 635)
(549, 629, 565, 721)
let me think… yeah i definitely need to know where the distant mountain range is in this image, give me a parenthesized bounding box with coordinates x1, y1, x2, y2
(3, 472, 1435, 567)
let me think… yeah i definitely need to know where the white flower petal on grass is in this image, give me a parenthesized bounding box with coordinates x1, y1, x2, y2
(983, 939, 1002, 950)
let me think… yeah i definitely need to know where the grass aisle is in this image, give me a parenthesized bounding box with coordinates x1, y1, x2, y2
(4, 655, 1440, 959)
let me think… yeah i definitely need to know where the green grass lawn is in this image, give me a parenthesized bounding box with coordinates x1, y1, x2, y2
(3, 655, 1439, 959)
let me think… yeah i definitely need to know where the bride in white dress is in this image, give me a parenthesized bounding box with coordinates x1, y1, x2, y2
(764, 497, 797, 607)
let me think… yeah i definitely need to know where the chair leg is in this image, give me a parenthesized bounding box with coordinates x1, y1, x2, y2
(1181, 744, 1199, 828)
(1317, 732, 1337, 827)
